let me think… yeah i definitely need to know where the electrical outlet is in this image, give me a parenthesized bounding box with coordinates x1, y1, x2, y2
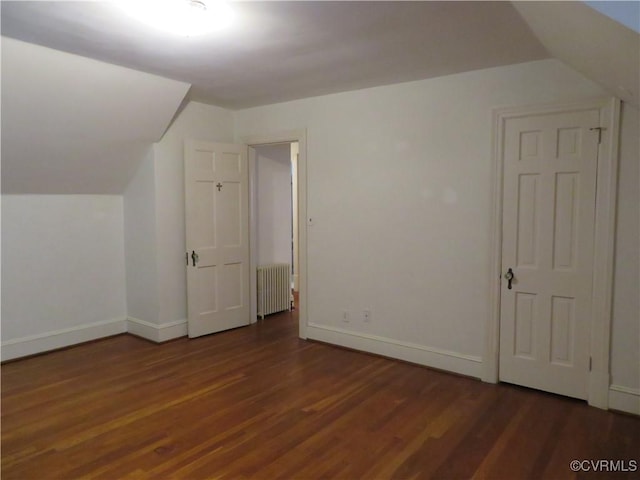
(342, 310, 350, 323)
(363, 310, 372, 323)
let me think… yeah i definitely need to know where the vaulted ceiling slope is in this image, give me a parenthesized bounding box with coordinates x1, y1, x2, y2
(514, 1, 639, 108)
(1, 38, 190, 194)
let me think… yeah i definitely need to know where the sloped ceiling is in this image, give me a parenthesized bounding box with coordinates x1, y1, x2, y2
(0, 1, 549, 109)
(1, 1, 636, 195)
(514, 1, 639, 108)
(1, 38, 190, 194)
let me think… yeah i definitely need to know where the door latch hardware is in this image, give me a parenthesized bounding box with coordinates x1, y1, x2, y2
(504, 268, 514, 290)
(589, 127, 605, 144)
(191, 250, 199, 266)
(216, 182, 223, 192)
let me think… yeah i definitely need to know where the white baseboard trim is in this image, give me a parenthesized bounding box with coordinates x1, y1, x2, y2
(127, 317, 187, 343)
(609, 385, 640, 415)
(1, 317, 127, 362)
(306, 323, 483, 379)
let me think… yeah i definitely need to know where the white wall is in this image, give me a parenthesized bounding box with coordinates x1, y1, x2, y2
(234, 59, 623, 380)
(255, 143, 293, 266)
(123, 148, 159, 325)
(152, 102, 234, 328)
(609, 102, 640, 406)
(1, 195, 127, 360)
(122, 101, 235, 341)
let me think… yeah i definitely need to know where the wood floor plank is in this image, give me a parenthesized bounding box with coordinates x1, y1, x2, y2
(2, 310, 639, 479)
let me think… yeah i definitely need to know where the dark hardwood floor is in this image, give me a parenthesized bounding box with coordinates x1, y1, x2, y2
(2, 309, 639, 479)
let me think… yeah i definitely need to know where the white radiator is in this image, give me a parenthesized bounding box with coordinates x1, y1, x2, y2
(257, 263, 291, 319)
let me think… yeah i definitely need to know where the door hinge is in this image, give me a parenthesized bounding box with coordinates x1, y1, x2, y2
(589, 356, 592, 371)
(589, 127, 605, 144)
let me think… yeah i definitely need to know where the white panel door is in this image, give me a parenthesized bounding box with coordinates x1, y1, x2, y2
(499, 109, 599, 399)
(185, 140, 250, 338)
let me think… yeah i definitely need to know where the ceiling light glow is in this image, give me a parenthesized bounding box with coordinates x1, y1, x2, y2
(118, 0, 234, 36)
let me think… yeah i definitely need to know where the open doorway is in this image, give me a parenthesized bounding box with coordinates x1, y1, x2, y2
(252, 142, 299, 309)
(245, 130, 307, 339)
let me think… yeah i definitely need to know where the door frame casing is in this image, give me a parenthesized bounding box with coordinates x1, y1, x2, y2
(242, 130, 308, 339)
(483, 97, 621, 409)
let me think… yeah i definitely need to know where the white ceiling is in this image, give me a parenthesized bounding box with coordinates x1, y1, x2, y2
(1, 1, 550, 109)
(1, 1, 637, 195)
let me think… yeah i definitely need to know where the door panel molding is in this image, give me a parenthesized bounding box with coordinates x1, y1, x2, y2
(185, 140, 250, 338)
(484, 97, 620, 409)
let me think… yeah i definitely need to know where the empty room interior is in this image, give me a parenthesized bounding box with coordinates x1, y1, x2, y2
(1, 1, 639, 478)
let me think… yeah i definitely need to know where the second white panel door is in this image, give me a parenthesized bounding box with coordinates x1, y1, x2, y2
(499, 108, 599, 400)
